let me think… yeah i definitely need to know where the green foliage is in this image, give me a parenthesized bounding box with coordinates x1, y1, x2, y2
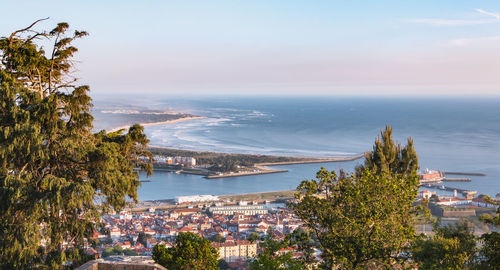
(211, 233, 225, 243)
(292, 128, 419, 269)
(412, 221, 477, 269)
(291, 168, 419, 269)
(247, 232, 260, 243)
(123, 249, 138, 256)
(479, 232, 500, 269)
(102, 246, 125, 257)
(217, 259, 230, 270)
(137, 232, 152, 246)
(148, 146, 313, 167)
(478, 195, 500, 227)
(287, 227, 317, 266)
(249, 230, 305, 270)
(0, 21, 152, 268)
(152, 232, 219, 270)
(358, 125, 418, 176)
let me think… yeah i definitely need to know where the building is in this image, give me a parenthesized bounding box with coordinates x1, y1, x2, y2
(174, 195, 219, 204)
(211, 240, 257, 262)
(154, 155, 196, 167)
(418, 169, 444, 183)
(173, 157, 196, 167)
(419, 190, 435, 199)
(209, 205, 268, 215)
(170, 208, 202, 216)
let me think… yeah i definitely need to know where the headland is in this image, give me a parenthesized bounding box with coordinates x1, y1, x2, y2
(149, 146, 364, 179)
(108, 116, 205, 132)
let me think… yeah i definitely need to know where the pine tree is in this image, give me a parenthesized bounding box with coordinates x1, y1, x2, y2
(291, 168, 419, 269)
(359, 125, 418, 176)
(0, 20, 152, 268)
(292, 127, 420, 269)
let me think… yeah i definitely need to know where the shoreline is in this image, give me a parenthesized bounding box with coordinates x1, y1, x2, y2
(108, 116, 205, 132)
(128, 190, 296, 212)
(203, 155, 364, 179)
(254, 154, 365, 166)
(205, 168, 289, 179)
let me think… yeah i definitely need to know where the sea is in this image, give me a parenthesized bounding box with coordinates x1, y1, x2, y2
(113, 95, 500, 201)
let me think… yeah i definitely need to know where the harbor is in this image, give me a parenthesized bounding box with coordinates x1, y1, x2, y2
(422, 183, 477, 198)
(418, 169, 485, 198)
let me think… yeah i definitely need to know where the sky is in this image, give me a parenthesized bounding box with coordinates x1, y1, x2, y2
(2, 0, 500, 96)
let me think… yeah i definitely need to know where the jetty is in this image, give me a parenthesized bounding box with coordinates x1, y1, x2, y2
(444, 171, 486, 176)
(443, 178, 471, 182)
(255, 154, 364, 166)
(206, 168, 288, 179)
(423, 183, 477, 197)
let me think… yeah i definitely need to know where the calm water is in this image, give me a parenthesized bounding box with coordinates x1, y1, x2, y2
(132, 96, 500, 200)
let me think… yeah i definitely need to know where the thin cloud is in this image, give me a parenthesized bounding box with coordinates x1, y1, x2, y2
(409, 8, 500, 26)
(475, 8, 500, 20)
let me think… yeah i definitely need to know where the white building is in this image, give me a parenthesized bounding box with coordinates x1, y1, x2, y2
(209, 205, 269, 215)
(175, 195, 219, 204)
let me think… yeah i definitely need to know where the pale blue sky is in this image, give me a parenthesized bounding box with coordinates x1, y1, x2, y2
(2, 0, 500, 96)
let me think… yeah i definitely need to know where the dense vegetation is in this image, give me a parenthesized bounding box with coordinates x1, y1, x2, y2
(0, 20, 152, 268)
(149, 146, 310, 167)
(356, 125, 418, 176)
(152, 232, 219, 270)
(290, 127, 419, 269)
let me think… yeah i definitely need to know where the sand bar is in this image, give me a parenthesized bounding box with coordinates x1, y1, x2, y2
(108, 116, 205, 132)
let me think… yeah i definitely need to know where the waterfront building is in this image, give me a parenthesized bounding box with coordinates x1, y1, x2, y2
(175, 195, 219, 204)
(209, 205, 268, 215)
(418, 169, 444, 183)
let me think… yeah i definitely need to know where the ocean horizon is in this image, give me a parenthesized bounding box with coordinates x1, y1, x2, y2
(95, 95, 500, 200)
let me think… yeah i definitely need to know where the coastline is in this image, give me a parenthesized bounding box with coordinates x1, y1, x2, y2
(204, 155, 364, 179)
(254, 154, 365, 166)
(129, 190, 296, 212)
(108, 116, 205, 132)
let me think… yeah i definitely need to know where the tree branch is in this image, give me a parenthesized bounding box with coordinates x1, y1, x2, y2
(8, 17, 49, 47)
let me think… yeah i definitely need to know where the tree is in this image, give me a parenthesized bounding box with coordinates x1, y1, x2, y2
(247, 232, 260, 243)
(211, 233, 225, 243)
(123, 249, 138, 256)
(479, 232, 500, 269)
(137, 231, 152, 246)
(287, 227, 317, 266)
(358, 125, 418, 176)
(102, 246, 124, 257)
(0, 20, 152, 268)
(152, 232, 219, 270)
(291, 128, 419, 269)
(476, 196, 500, 268)
(478, 195, 500, 226)
(248, 229, 305, 270)
(217, 259, 230, 270)
(412, 221, 477, 269)
(291, 168, 419, 269)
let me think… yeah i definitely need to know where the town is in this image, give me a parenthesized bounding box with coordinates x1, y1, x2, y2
(82, 187, 499, 269)
(84, 199, 306, 269)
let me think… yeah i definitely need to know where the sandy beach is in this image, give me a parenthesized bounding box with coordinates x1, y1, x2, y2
(108, 116, 205, 132)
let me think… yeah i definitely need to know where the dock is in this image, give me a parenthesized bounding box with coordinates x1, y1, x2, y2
(423, 183, 477, 197)
(443, 178, 471, 182)
(444, 171, 486, 176)
(205, 168, 288, 179)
